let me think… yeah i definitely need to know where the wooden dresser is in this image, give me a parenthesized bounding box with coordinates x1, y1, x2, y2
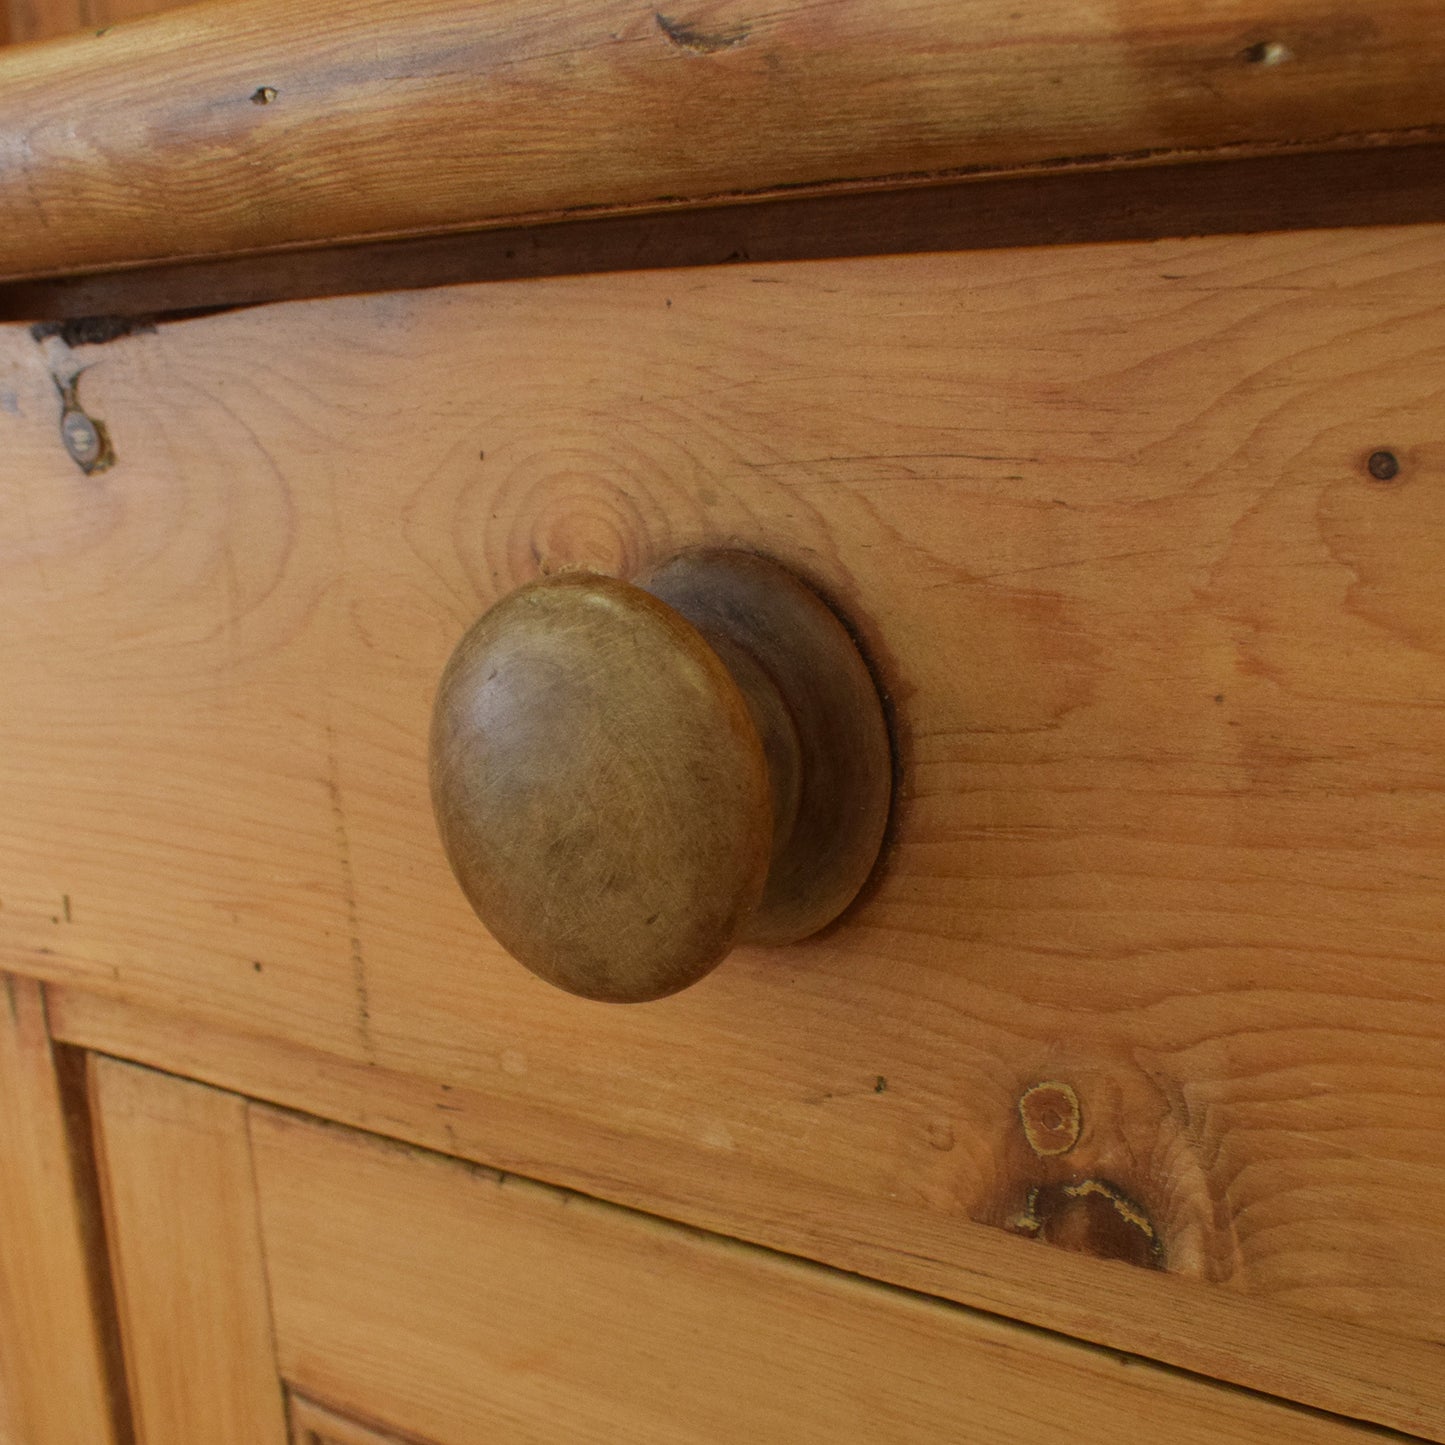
(1, 1, 1443, 1441)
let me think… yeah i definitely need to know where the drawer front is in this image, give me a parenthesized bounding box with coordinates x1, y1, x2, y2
(4, 227, 1445, 1430)
(89, 1056, 1381, 1445)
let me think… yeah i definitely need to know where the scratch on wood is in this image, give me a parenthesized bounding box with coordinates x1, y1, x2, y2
(655, 12, 749, 53)
(3, 974, 18, 1028)
(325, 722, 373, 1053)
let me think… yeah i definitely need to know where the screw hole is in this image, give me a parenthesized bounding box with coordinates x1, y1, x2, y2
(1367, 450, 1401, 482)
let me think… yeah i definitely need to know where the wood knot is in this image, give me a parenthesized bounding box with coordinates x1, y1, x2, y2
(1018, 1081, 1081, 1157)
(1010, 1179, 1163, 1270)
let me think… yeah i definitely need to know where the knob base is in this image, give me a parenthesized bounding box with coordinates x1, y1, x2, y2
(641, 550, 892, 949)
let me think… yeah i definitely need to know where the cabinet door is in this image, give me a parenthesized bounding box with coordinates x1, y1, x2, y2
(89, 1054, 1386, 1445)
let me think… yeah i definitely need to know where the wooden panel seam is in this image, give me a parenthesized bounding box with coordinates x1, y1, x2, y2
(8, 141, 1445, 323)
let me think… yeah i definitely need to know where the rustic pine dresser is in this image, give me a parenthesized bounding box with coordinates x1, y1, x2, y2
(1, 0, 1443, 1441)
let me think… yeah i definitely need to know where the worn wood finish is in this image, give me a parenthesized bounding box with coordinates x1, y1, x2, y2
(0, 977, 124, 1445)
(89, 1058, 290, 1445)
(7, 142, 1445, 325)
(7, 227, 1445, 1432)
(51, 986, 1445, 1440)
(3, 0, 1445, 282)
(251, 1104, 1385, 1445)
(432, 552, 890, 1000)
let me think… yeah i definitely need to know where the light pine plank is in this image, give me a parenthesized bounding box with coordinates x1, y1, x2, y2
(2, 0, 1445, 280)
(0, 976, 122, 1445)
(252, 1105, 1386, 1445)
(7, 227, 1445, 1434)
(89, 1057, 289, 1445)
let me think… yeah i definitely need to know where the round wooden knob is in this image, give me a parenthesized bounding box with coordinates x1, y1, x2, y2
(429, 549, 891, 1002)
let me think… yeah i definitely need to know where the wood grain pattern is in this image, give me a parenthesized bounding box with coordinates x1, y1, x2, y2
(0, 976, 124, 1445)
(4, 0, 187, 46)
(89, 1057, 290, 1445)
(7, 227, 1445, 1433)
(252, 1104, 1385, 1445)
(3, 0, 1445, 282)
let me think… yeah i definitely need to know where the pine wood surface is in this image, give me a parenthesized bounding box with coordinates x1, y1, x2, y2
(250, 1102, 1389, 1445)
(2, 0, 1445, 282)
(88, 1056, 290, 1445)
(0, 976, 122, 1445)
(4, 0, 187, 45)
(5, 226, 1445, 1431)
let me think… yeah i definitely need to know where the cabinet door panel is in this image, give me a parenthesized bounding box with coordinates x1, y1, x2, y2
(86, 1061, 1388, 1444)
(246, 1100, 1391, 1445)
(87, 1063, 1387, 1445)
(89, 1057, 289, 1445)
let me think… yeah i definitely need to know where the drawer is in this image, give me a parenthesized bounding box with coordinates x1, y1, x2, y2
(5, 225, 1445, 1433)
(89, 1055, 1382, 1445)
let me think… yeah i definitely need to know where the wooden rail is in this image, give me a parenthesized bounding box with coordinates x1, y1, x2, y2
(1, 0, 1443, 282)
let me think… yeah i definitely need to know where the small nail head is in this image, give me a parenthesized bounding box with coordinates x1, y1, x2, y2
(1367, 450, 1401, 482)
(60, 406, 114, 475)
(61, 409, 101, 466)
(251, 86, 278, 105)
